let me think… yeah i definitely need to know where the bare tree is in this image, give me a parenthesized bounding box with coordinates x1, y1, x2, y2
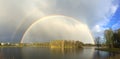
(95, 37, 100, 48)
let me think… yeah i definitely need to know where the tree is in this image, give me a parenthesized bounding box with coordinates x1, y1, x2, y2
(95, 37, 100, 48)
(104, 29, 114, 48)
(75, 41, 83, 48)
(113, 29, 120, 48)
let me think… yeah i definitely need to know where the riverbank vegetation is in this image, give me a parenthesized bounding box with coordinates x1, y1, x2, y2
(95, 48, 120, 53)
(96, 28, 120, 52)
(0, 40, 83, 49)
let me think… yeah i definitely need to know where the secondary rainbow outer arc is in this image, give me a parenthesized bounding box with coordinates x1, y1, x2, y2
(11, 13, 41, 39)
(21, 15, 95, 44)
(11, 10, 45, 41)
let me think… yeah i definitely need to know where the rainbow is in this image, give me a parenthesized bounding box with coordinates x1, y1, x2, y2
(20, 15, 95, 44)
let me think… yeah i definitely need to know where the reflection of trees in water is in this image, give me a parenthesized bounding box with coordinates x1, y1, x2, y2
(0, 48, 22, 59)
(93, 50, 108, 59)
(93, 50, 120, 59)
(22, 47, 83, 59)
(49, 48, 83, 59)
(1, 47, 120, 59)
(108, 52, 120, 59)
(22, 47, 50, 59)
(50, 48, 83, 55)
(0, 52, 4, 59)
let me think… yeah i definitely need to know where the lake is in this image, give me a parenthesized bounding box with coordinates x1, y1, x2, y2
(0, 47, 120, 59)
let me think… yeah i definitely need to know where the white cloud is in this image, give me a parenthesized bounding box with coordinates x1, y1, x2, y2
(111, 4, 119, 14)
(0, 0, 118, 42)
(92, 25, 101, 32)
(112, 21, 120, 30)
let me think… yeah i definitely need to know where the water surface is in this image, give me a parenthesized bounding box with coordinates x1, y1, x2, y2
(0, 47, 120, 59)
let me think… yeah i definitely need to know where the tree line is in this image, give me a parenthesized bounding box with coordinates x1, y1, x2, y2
(104, 29, 120, 48)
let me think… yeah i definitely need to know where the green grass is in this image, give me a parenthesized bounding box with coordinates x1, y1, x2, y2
(95, 48, 120, 53)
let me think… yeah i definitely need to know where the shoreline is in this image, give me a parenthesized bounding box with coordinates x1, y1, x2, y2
(95, 47, 120, 53)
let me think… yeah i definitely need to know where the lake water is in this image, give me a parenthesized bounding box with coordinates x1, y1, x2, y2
(0, 47, 120, 59)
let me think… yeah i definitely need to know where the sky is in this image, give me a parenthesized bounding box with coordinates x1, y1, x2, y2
(106, 1, 120, 30)
(21, 15, 95, 44)
(0, 0, 119, 43)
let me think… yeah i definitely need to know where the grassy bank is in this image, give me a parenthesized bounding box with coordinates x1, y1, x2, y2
(95, 48, 120, 53)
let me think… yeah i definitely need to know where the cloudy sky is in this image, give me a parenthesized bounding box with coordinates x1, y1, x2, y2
(0, 0, 119, 43)
(21, 15, 95, 44)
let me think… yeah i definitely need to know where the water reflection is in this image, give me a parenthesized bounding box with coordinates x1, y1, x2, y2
(93, 50, 110, 59)
(50, 48, 83, 55)
(0, 47, 22, 59)
(0, 47, 120, 59)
